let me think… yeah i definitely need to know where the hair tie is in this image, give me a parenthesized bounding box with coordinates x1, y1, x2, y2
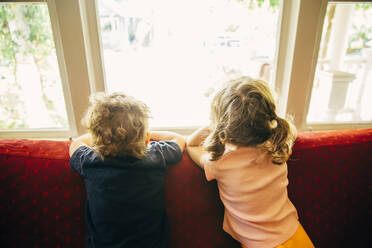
(269, 119, 278, 129)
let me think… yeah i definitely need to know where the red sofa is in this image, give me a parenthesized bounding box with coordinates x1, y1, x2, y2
(0, 129, 371, 248)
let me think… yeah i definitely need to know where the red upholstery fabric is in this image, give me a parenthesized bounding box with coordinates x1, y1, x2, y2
(0, 129, 371, 248)
(0, 139, 86, 248)
(288, 129, 372, 247)
(165, 153, 240, 248)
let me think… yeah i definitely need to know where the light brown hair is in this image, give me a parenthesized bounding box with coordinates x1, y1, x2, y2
(82, 92, 150, 159)
(203, 76, 296, 164)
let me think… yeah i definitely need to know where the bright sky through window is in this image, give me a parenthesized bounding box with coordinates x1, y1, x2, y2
(97, 0, 281, 127)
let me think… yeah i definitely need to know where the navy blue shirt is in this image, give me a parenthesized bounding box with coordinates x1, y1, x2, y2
(69, 141, 182, 248)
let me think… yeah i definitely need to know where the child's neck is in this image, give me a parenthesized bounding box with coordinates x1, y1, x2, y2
(225, 143, 238, 151)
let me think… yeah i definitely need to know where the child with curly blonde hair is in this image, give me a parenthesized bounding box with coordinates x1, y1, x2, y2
(187, 77, 314, 248)
(69, 92, 185, 248)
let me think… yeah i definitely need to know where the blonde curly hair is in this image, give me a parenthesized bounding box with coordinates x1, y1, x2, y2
(82, 92, 150, 159)
(203, 76, 296, 164)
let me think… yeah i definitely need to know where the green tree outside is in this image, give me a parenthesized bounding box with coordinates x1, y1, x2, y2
(0, 3, 68, 129)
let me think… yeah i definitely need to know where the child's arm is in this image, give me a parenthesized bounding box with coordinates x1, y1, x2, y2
(69, 133, 93, 156)
(186, 126, 211, 169)
(186, 146, 209, 169)
(187, 125, 211, 146)
(150, 131, 186, 152)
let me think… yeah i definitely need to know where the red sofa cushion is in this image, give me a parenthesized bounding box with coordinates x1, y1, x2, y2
(0, 139, 239, 248)
(0, 139, 86, 247)
(0, 128, 371, 248)
(165, 152, 240, 248)
(287, 129, 372, 247)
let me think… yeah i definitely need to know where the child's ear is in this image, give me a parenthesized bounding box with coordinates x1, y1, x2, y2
(218, 131, 226, 144)
(145, 132, 151, 145)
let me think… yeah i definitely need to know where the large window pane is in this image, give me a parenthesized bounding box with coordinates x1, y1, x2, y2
(97, 0, 281, 127)
(307, 3, 372, 124)
(0, 3, 68, 130)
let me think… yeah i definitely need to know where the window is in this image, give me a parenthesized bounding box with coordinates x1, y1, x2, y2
(307, 3, 372, 124)
(285, 0, 372, 131)
(1, 0, 371, 138)
(0, 3, 68, 130)
(0, 0, 92, 138)
(96, 0, 281, 127)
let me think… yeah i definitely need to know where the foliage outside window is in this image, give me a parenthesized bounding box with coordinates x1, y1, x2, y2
(0, 3, 68, 130)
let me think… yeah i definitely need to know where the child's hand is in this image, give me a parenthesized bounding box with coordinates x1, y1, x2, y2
(187, 125, 211, 147)
(69, 133, 93, 156)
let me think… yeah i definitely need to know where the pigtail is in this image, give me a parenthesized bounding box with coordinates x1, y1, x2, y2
(261, 116, 296, 164)
(203, 128, 225, 161)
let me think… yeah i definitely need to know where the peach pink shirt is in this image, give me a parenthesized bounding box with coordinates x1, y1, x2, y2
(202, 144, 299, 248)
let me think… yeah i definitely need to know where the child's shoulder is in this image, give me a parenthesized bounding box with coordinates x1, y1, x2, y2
(147, 140, 183, 165)
(149, 140, 181, 151)
(70, 145, 97, 160)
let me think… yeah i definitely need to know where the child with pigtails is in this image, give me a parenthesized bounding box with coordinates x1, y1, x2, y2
(187, 77, 314, 248)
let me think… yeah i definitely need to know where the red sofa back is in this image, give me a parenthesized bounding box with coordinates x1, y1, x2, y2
(0, 128, 371, 248)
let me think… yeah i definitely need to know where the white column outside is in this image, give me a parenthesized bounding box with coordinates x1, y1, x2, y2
(327, 4, 354, 70)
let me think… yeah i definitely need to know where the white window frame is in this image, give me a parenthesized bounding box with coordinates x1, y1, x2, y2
(284, 0, 372, 131)
(0, 0, 92, 138)
(82, 0, 295, 135)
(87, 0, 371, 133)
(1, 0, 371, 139)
